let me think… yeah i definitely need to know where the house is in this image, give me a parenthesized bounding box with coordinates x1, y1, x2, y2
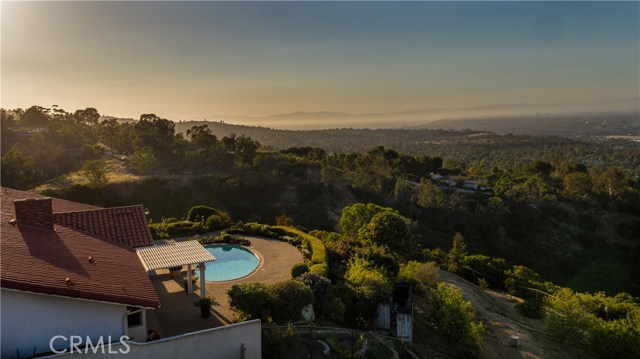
(1, 187, 160, 357)
(1, 187, 262, 358)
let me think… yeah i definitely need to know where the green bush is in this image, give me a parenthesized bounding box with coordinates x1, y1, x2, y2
(516, 297, 545, 319)
(206, 214, 225, 231)
(345, 257, 392, 303)
(198, 231, 251, 246)
(268, 280, 314, 323)
(274, 226, 329, 271)
(187, 205, 217, 222)
(229, 222, 282, 238)
(227, 282, 270, 321)
(322, 296, 346, 323)
(166, 222, 205, 237)
(430, 282, 484, 346)
(310, 263, 328, 277)
(291, 263, 309, 278)
(295, 272, 331, 312)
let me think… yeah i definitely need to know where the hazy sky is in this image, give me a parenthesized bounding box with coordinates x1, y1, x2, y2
(2, 1, 639, 123)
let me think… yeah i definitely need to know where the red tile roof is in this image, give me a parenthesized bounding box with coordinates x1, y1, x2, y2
(54, 206, 154, 248)
(1, 187, 160, 308)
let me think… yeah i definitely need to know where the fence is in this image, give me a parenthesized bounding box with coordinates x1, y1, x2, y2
(262, 325, 455, 359)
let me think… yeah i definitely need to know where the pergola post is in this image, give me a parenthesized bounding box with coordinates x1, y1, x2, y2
(187, 264, 193, 293)
(199, 262, 206, 299)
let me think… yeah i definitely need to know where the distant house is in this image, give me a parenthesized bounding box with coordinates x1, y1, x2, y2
(1, 187, 159, 357)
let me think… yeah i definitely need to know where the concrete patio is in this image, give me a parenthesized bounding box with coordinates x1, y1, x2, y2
(146, 235, 303, 336)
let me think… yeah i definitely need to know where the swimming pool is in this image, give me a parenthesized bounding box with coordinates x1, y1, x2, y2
(203, 244, 260, 281)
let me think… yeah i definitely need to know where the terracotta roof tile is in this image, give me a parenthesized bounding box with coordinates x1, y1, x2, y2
(54, 206, 154, 248)
(1, 187, 159, 308)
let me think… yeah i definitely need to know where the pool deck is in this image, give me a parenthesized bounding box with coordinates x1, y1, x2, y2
(146, 235, 303, 336)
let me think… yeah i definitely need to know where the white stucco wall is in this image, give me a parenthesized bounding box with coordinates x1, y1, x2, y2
(1, 289, 127, 359)
(126, 310, 147, 342)
(42, 319, 262, 359)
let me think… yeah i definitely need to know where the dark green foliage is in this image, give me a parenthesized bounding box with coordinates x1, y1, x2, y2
(268, 280, 314, 323)
(166, 221, 205, 237)
(544, 288, 640, 358)
(295, 272, 331, 310)
(276, 227, 329, 270)
(187, 205, 217, 222)
(463, 255, 509, 288)
(227, 283, 270, 321)
(358, 211, 411, 252)
(82, 159, 108, 189)
(310, 263, 329, 277)
(340, 203, 395, 239)
(1, 146, 42, 189)
(291, 263, 309, 278)
(353, 244, 399, 277)
(516, 297, 545, 319)
(429, 283, 484, 345)
(205, 214, 224, 231)
(197, 232, 251, 246)
(230, 222, 283, 238)
(321, 296, 346, 323)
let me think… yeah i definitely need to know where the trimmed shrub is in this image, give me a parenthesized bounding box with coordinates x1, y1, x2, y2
(268, 280, 314, 323)
(198, 231, 251, 246)
(310, 263, 328, 277)
(187, 205, 216, 222)
(227, 282, 269, 321)
(206, 214, 224, 231)
(166, 222, 205, 237)
(291, 263, 309, 278)
(274, 226, 328, 267)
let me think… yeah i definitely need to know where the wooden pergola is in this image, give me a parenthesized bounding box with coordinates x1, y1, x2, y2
(136, 240, 216, 298)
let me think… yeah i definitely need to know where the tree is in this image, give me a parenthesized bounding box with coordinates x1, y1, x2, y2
(563, 172, 591, 197)
(447, 233, 467, 272)
(20, 106, 50, 126)
(186, 124, 217, 148)
(429, 282, 484, 345)
(82, 159, 108, 188)
(234, 135, 260, 165)
(227, 282, 270, 321)
(358, 211, 411, 251)
(276, 214, 294, 226)
(593, 167, 629, 198)
(340, 203, 395, 239)
(133, 114, 176, 156)
(268, 280, 314, 323)
(345, 257, 393, 303)
(414, 178, 446, 209)
(73, 108, 100, 126)
(1, 146, 41, 188)
(131, 146, 156, 173)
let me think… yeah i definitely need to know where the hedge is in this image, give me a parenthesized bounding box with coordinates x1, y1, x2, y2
(187, 205, 217, 222)
(197, 232, 251, 246)
(274, 226, 328, 268)
(166, 222, 205, 237)
(228, 222, 283, 238)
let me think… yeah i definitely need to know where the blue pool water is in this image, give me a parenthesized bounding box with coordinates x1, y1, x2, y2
(203, 245, 259, 281)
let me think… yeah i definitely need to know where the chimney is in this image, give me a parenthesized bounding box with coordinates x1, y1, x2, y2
(14, 198, 54, 230)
